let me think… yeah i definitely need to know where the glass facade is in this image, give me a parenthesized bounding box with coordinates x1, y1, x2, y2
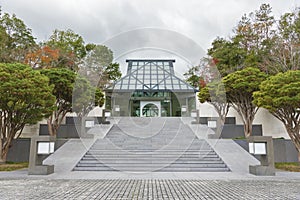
(105, 59, 197, 117)
(110, 60, 196, 92)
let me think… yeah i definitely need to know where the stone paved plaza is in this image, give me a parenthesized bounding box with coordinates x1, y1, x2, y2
(1, 179, 300, 199)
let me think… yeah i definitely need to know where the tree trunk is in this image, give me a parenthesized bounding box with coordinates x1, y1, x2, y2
(215, 117, 225, 138)
(286, 128, 300, 158)
(0, 135, 13, 163)
(1, 146, 8, 163)
(0, 140, 4, 164)
(47, 119, 55, 136)
(211, 102, 230, 139)
(244, 118, 253, 138)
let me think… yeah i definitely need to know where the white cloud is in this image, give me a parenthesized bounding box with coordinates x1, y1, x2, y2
(0, 0, 299, 72)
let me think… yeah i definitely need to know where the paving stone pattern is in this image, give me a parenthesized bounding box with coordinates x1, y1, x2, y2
(0, 179, 299, 199)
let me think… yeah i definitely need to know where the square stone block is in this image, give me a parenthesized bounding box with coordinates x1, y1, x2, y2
(28, 165, 54, 175)
(249, 165, 275, 176)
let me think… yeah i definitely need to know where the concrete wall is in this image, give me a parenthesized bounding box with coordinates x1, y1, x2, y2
(21, 119, 48, 138)
(220, 125, 262, 138)
(6, 138, 67, 163)
(39, 124, 80, 138)
(196, 100, 290, 139)
(234, 139, 299, 163)
(7, 138, 30, 162)
(21, 107, 104, 139)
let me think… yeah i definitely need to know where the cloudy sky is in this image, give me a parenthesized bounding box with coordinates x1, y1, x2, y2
(0, 0, 299, 75)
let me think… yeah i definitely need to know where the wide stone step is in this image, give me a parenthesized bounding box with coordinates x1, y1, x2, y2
(88, 147, 213, 151)
(78, 160, 225, 164)
(82, 154, 220, 159)
(73, 118, 230, 172)
(76, 163, 227, 168)
(91, 142, 212, 146)
(73, 167, 230, 172)
(87, 149, 213, 152)
(80, 159, 223, 164)
(87, 150, 216, 154)
(89, 145, 213, 149)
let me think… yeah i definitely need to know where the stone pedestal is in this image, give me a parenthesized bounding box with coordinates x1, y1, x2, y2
(28, 165, 54, 175)
(249, 165, 275, 176)
(28, 136, 56, 175)
(248, 136, 275, 176)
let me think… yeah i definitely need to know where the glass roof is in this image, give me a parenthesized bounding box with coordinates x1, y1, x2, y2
(107, 59, 197, 92)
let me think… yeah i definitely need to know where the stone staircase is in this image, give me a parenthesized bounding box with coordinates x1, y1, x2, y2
(73, 117, 230, 172)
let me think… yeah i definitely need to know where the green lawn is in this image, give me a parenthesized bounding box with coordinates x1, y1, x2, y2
(275, 162, 300, 172)
(0, 162, 28, 171)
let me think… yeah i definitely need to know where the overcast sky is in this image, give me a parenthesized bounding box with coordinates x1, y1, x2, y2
(0, 0, 299, 75)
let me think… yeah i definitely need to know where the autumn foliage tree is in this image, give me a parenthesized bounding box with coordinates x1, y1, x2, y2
(207, 4, 275, 76)
(262, 8, 300, 74)
(24, 46, 59, 69)
(45, 29, 88, 71)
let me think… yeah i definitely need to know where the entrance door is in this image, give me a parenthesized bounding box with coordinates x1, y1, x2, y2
(140, 101, 161, 117)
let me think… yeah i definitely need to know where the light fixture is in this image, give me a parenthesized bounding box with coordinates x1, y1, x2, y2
(249, 142, 267, 155)
(85, 120, 95, 128)
(37, 142, 55, 155)
(207, 120, 217, 128)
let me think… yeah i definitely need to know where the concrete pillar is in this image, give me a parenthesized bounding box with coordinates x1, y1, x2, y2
(248, 136, 275, 176)
(28, 136, 56, 175)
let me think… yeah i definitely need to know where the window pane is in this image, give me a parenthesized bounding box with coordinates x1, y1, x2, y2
(174, 85, 181, 89)
(128, 85, 136, 89)
(165, 79, 172, 84)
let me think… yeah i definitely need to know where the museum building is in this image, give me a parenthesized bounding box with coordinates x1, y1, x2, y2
(105, 59, 198, 117)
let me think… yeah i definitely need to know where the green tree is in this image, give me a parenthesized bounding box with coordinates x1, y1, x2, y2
(0, 63, 55, 162)
(72, 76, 105, 118)
(233, 4, 275, 69)
(184, 65, 201, 88)
(0, 11, 36, 63)
(223, 67, 267, 138)
(80, 45, 121, 89)
(263, 8, 300, 74)
(94, 87, 105, 108)
(198, 81, 230, 137)
(208, 38, 246, 77)
(41, 68, 76, 136)
(45, 29, 87, 71)
(208, 4, 275, 76)
(84, 45, 113, 69)
(72, 76, 93, 117)
(253, 70, 300, 154)
(198, 80, 230, 136)
(184, 58, 218, 88)
(104, 62, 122, 82)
